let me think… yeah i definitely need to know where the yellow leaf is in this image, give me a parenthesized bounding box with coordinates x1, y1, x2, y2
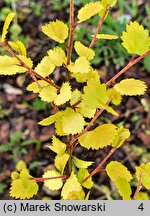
(55, 112, 67, 136)
(114, 177, 132, 200)
(42, 20, 69, 43)
(70, 89, 81, 106)
(48, 135, 66, 155)
(19, 55, 33, 68)
(39, 111, 65, 136)
(95, 34, 118, 40)
(74, 41, 95, 60)
(34, 56, 55, 77)
(10, 169, 39, 199)
(11, 172, 20, 180)
(39, 108, 85, 136)
(85, 191, 90, 200)
(99, 1, 108, 18)
(38, 114, 56, 126)
(54, 82, 72, 106)
(135, 163, 145, 179)
(77, 168, 93, 189)
(61, 108, 85, 135)
(72, 69, 100, 83)
(136, 192, 149, 200)
(136, 162, 150, 189)
(15, 160, 27, 171)
(121, 21, 150, 55)
(99, 0, 117, 17)
(101, 103, 118, 116)
(73, 157, 93, 168)
(76, 101, 96, 118)
(67, 56, 91, 74)
(54, 153, 70, 174)
(61, 171, 84, 200)
(106, 161, 133, 200)
(43, 170, 63, 190)
(102, 0, 117, 7)
(106, 161, 133, 182)
(79, 124, 117, 150)
(0, 55, 27, 75)
(114, 78, 147, 96)
(8, 40, 27, 56)
(1, 12, 15, 42)
(64, 189, 85, 200)
(107, 88, 122, 105)
(82, 78, 108, 109)
(39, 85, 57, 102)
(26, 80, 49, 93)
(112, 126, 130, 148)
(77, 2, 103, 23)
(82, 79, 118, 116)
(47, 47, 67, 66)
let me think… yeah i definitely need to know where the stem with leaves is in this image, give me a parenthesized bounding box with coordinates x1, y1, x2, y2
(67, 0, 76, 65)
(68, 2, 150, 158)
(89, 5, 110, 48)
(69, 48, 150, 146)
(70, 105, 108, 147)
(0, 41, 60, 91)
(68, 48, 150, 182)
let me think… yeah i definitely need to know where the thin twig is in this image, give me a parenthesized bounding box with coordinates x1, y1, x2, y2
(67, 0, 76, 66)
(70, 101, 110, 146)
(30, 175, 67, 183)
(89, 5, 110, 48)
(66, 0, 76, 175)
(132, 174, 143, 200)
(71, 99, 82, 109)
(69, 109, 103, 146)
(83, 146, 118, 183)
(106, 49, 150, 86)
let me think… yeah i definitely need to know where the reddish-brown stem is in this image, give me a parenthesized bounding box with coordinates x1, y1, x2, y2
(70, 101, 110, 146)
(69, 106, 104, 146)
(71, 99, 82, 109)
(106, 49, 150, 86)
(83, 146, 118, 183)
(66, 0, 77, 175)
(89, 5, 110, 48)
(132, 174, 143, 200)
(0, 41, 60, 91)
(30, 175, 67, 182)
(70, 50, 150, 111)
(51, 102, 59, 112)
(67, 0, 76, 65)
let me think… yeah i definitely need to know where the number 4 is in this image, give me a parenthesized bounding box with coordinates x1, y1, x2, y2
(138, 203, 144, 211)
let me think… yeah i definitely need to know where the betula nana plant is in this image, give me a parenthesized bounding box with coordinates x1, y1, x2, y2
(0, 0, 150, 200)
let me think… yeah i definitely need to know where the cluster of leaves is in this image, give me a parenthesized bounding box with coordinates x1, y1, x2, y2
(0, 0, 150, 200)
